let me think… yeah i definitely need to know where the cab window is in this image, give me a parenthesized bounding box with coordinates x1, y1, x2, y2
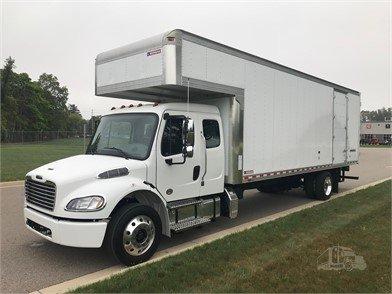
(203, 120, 220, 149)
(161, 116, 185, 156)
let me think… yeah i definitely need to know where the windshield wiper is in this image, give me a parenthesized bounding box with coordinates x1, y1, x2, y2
(104, 147, 130, 160)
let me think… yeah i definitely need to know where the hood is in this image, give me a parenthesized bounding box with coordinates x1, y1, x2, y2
(27, 154, 147, 185)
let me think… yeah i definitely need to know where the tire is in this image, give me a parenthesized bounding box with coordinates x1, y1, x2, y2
(105, 203, 162, 266)
(314, 171, 333, 200)
(304, 174, 316, 198)
(332, 172, 340, 193)
(332, 178, 339, 193)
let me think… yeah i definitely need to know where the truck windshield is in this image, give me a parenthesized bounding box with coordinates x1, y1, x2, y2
(87, 113, 158, 160)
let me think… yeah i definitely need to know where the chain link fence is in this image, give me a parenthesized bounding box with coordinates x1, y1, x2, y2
(1, 130, 87, 143)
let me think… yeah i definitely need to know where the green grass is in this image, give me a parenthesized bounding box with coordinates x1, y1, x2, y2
(73, 181, 391, 293)
(0, 138, 86, 181)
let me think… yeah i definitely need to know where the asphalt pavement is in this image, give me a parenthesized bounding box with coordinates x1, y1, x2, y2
(0, 147, 390, 293)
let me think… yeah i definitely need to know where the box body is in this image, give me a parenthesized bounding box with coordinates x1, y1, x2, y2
(96, 29, 360, 185)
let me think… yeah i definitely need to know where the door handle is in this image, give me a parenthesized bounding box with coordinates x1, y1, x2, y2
(193, 166, 200, 181)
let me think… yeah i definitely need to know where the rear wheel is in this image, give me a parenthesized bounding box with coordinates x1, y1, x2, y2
(105, 203, 161, 266)
(332, 172, 340, 193)
(314, 171, 333, 200)
(304, 174, 316, 198)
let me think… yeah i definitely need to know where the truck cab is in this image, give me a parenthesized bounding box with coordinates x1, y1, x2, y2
(24, 103, 228, 265)
(87, 102, 225, 200)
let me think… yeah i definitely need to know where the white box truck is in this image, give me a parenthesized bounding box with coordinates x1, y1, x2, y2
(24, 30, 360, 265)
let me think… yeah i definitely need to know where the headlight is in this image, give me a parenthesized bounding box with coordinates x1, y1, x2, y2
(65, 196, 105, 212)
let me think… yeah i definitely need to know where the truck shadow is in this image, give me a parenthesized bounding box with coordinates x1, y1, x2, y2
(158, 188, 312, 251)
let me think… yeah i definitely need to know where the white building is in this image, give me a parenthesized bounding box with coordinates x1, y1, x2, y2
(360, 121, 391, 144)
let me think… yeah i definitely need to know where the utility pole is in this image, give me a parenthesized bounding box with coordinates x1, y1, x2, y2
(83, 124, 87, 152)
(91, 109, 94, 135)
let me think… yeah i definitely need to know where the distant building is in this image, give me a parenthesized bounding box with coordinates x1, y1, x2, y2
(360, 121, 391, 145)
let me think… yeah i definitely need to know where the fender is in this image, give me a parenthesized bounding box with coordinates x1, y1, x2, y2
(111, 184, 172, 237)
(57, 176, 171, 236)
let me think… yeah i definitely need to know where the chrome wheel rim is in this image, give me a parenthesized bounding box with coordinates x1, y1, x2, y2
(123, 215, 155, 256)
(324, 176, 332, 196)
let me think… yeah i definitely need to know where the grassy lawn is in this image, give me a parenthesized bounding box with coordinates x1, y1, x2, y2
(0, 138, 86, 181)
(73, 181, 391, 293)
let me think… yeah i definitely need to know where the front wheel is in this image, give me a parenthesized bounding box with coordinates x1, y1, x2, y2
(105, 203, 162, 266)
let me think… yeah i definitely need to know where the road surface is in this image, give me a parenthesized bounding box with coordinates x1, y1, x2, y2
(0, 147, 390, 293)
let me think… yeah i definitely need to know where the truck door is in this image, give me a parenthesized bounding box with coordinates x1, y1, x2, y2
(346, 94, 360, 162)
(200, 115, 225, 196)
(333, 91, 348, 164)
(156, 111, 203, 201)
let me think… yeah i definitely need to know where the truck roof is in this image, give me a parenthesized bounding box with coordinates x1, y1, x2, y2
(96, 29, 359, 96)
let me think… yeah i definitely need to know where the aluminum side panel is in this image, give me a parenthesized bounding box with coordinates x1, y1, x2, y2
(202, 97, 243, 184)
(96, 50, 163, 88)
(182, 40, 245, 88)
(242, 61, 333, 175)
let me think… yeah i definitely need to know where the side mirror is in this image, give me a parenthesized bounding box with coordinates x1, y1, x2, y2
(182, 118, 195, 158)
(186, 119, 195, 147)
(185, 145, 194, 158)
(164, 117, 195, 165)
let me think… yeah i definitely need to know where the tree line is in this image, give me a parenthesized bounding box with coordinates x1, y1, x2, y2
(361, 108, 391, 123)
(1, 57, 86, 133)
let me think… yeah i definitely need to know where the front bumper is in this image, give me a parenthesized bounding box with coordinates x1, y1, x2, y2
(24, 207, 108, 248)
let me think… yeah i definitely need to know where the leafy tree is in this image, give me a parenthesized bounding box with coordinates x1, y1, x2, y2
(37, 73, 69, 131)
(1, 57, 16, 130)
(1, 57, 15, 100)
(67, 112, 85, 132)
(68, 104, 81, 115)
(67, 104, 85, 132)
(1, 57, 86, 136)
(361, 108, 391, 122)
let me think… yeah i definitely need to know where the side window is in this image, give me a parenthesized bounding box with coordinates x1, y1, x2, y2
(203, 120, 220, 149)
(161, 116, 185, 156)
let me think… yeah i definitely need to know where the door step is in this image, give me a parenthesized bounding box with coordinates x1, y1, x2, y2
(170, 217, 211, 232)
(167, 198, 202, 209)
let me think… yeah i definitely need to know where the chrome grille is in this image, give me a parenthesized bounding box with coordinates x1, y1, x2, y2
(25, 177, 56, 211)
